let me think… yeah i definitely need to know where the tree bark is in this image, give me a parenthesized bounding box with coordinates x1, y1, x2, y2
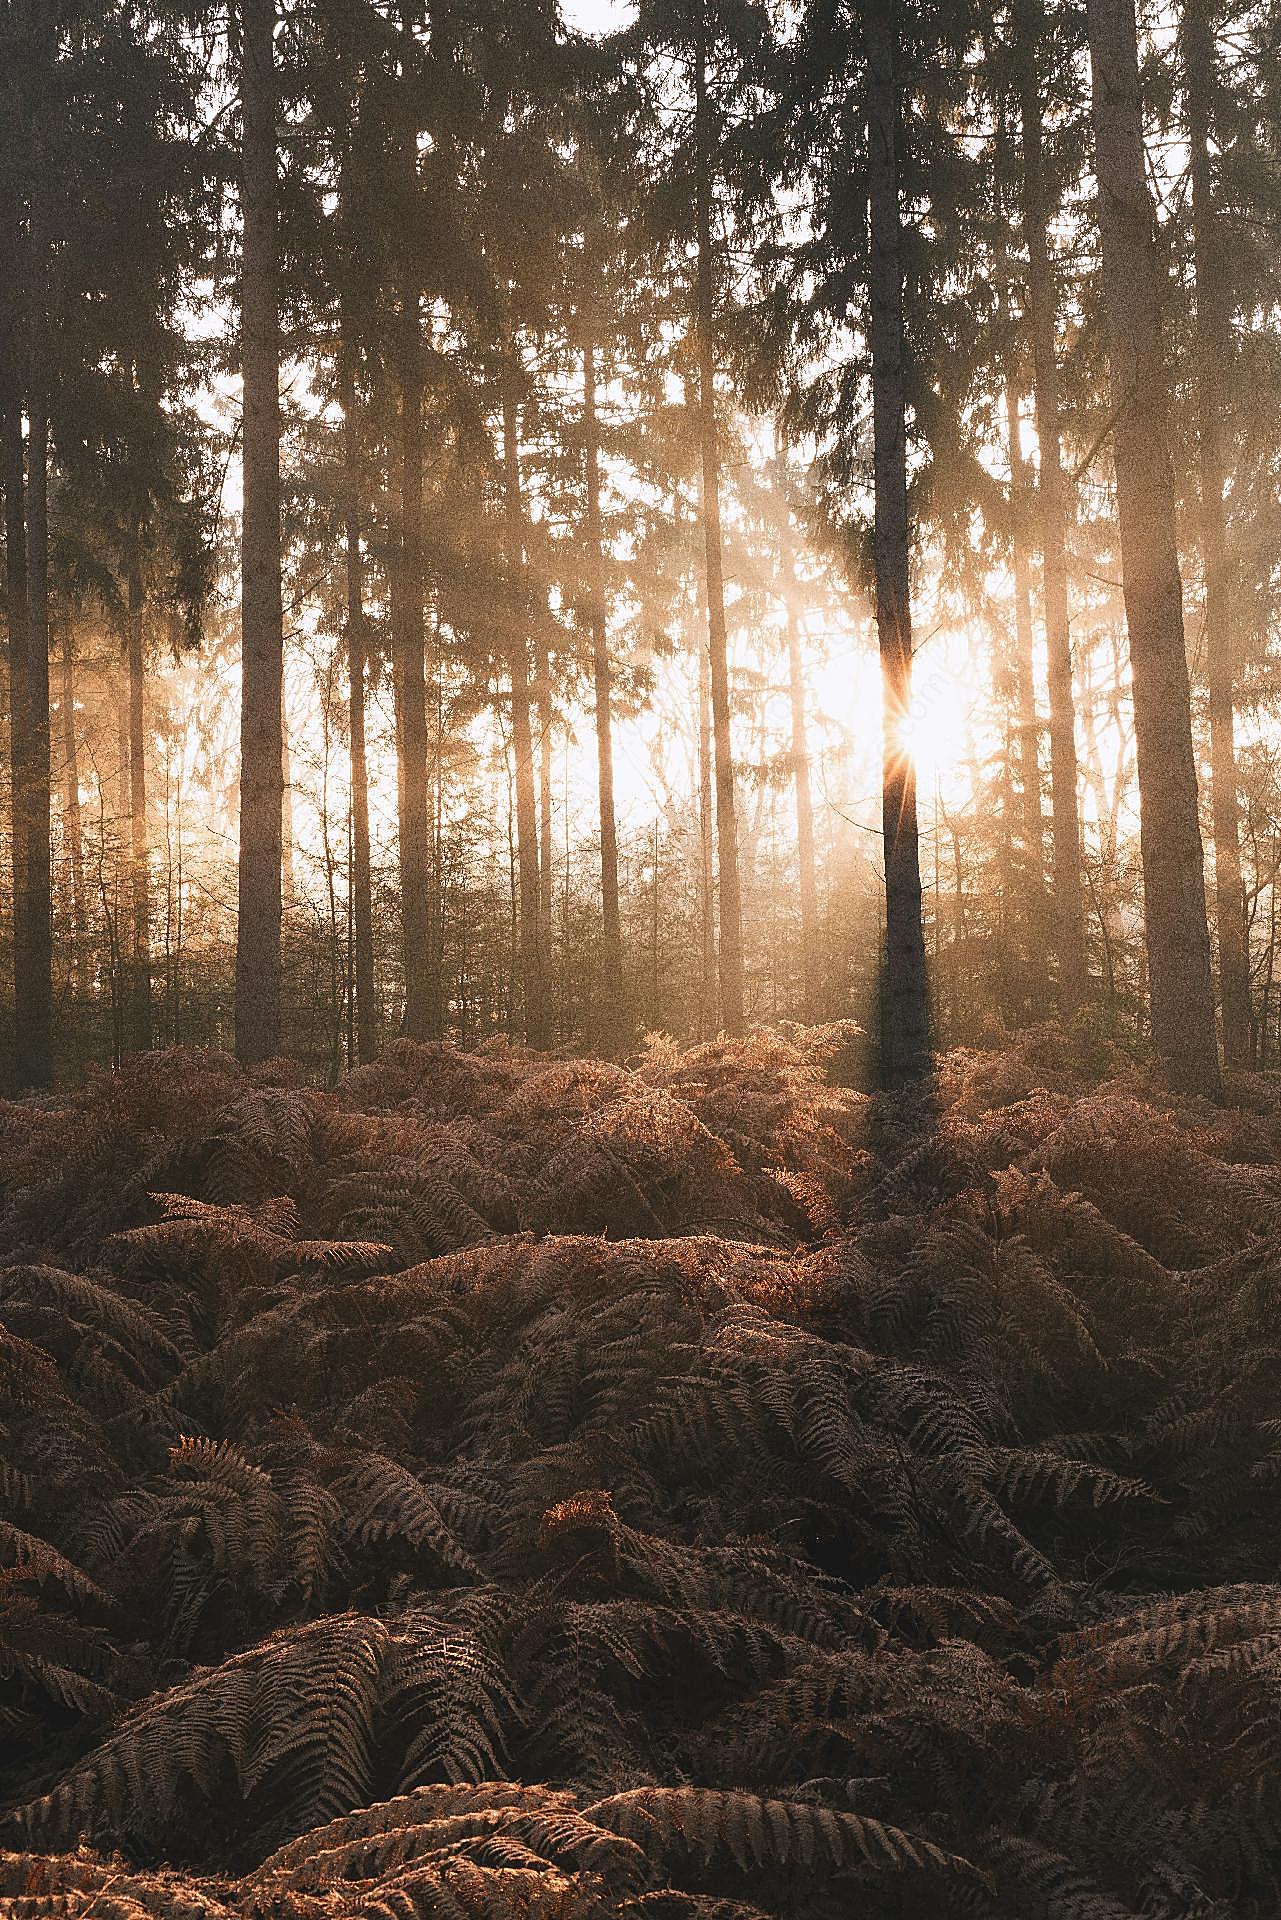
(234, 0, 284, 1063)
(1014, 0, 1089, 1018)
(125, 559, 152, 1051)
(1003, 384, 1051, 1015)
(535, 609, 553, 970)
(22, 323, 52, 1086)
(502, 382, 549, 1048)
(1, 0, 30, 1085)
(58, 614, 86, 988)
(693, 17, 745, 1035)
(12, 33, 53, 1089)
(865, 0, 930, 1086)
(775, 449, 820, 1019)
(1186, 0, 1251, 1068)
(697, 606, 716, 1038)
(338, 328, 378, 1065)
(391, 218, 437, 1042)
(1085, 0, 1221, 1096)
(583, 336, 625, 1052)
(1, 263, 31, 1086)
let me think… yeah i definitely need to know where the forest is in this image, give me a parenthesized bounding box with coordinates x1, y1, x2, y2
(3, 0, 1281, 1914)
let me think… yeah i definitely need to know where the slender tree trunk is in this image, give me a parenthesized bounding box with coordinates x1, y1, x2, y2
(15, 51, 52, 1088)
(1003, 384, 1051, 1016)
(23, 375, 52, 1087)
(338, 329, 378, 1064)
(775, 450, 820, 1018)
(535, 611, 553, 967)
(583, 336, 625, 1051)
(693, 20, 745, 1035)
(125, 560, 152, 1051)
(1085, 0, 1221, 1096)
(280, 723, 295, 906)
(234, 0, 284, 1063)
(1186, 0, 1250, 1068)
(697, 614, 716, 1037)
(1014, 0, 1089, 1019)
(390, 233, 436, 1042)
(502, 383, 548, 1048)
(1, 238, 31, 1084)
(865, 1, 930, 1086)
(1, 0, 29, 1082)
(58, 614, 86, 988)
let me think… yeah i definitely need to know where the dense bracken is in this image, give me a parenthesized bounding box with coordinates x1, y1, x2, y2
(3, 1027, 1281, 1917)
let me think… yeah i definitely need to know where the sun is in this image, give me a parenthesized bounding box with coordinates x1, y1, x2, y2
(895, 654, 974, 805)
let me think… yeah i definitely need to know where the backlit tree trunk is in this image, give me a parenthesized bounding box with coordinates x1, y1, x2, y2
(503, 383, 549, 1049)
(14, 46, 53, 1089)
(23, 322, 52, 1087)
(535, 613, 553, 971)
(1, 271, 31, 1085)
(776, 451, 819, 1018)
(1085, 0, 1221, 1096)
(1186, 0, 1251, 1068)
(1004, 383, 1050, 1015)
(125, 559, 152, 1052)
(583, 336, 625, 1052)
(865, 0, 930, 1086)
(338, 329, 378, 1065)
(390, 243, 437, 1042)
(58, 614, 86, 988)
(694, 18, 745, 1036)
(1014, 0, 1088, 1018)
(234, 0, 284, 1063)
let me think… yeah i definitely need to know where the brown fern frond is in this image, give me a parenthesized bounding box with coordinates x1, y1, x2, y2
(584, 1786, 962, 1879)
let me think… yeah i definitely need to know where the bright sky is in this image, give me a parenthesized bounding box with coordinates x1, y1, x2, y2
(561, 0, 637, 34)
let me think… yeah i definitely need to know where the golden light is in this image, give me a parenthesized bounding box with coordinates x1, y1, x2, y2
(896, 652, 975, 805)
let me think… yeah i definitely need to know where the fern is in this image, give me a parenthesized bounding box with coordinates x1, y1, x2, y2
(584, 1786, 963, 1879)
(3, 1034, 1281, 1914)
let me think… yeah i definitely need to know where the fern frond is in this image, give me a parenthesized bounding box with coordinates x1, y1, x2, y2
(584, 1786, 962, 1879)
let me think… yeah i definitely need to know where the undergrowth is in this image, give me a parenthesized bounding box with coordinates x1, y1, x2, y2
(2, 1023, 1281, 1916)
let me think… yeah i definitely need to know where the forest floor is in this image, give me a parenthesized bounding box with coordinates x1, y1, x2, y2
(2, 1023, 1281, 1918)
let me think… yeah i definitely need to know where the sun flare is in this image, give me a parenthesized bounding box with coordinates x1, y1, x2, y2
(896, 653, 976, 806)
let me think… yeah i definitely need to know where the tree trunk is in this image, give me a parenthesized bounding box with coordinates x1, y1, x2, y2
(338, 329, 378, 1065)
(280, 722, 295, 906)
(535, 611, 553, 970)
(1, 0, 29, 1085)
(391, 216, 437, 1042)
(583, 336, 625, 1052)
(1, 249, 31, 1086)
(502, 383, 549, 1048)
(1186, 0, 1251, 1068)
(234, 0, 284, 1063)
(1085, 0, 1221, 1096)
(125, 560, 152, 1052)
(22, 363, 52, 1087)
(11, 46, 52, 1089)
(693, 20, 745, 1036)
(1014, 0, 1089, 1019)
(1003, 384, 1051, 1015)
(865, 0, 930, 1086)
(58, 614, 86, 988)
(697, 611, 716, 1038)
(775, 449, 820, 1018)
